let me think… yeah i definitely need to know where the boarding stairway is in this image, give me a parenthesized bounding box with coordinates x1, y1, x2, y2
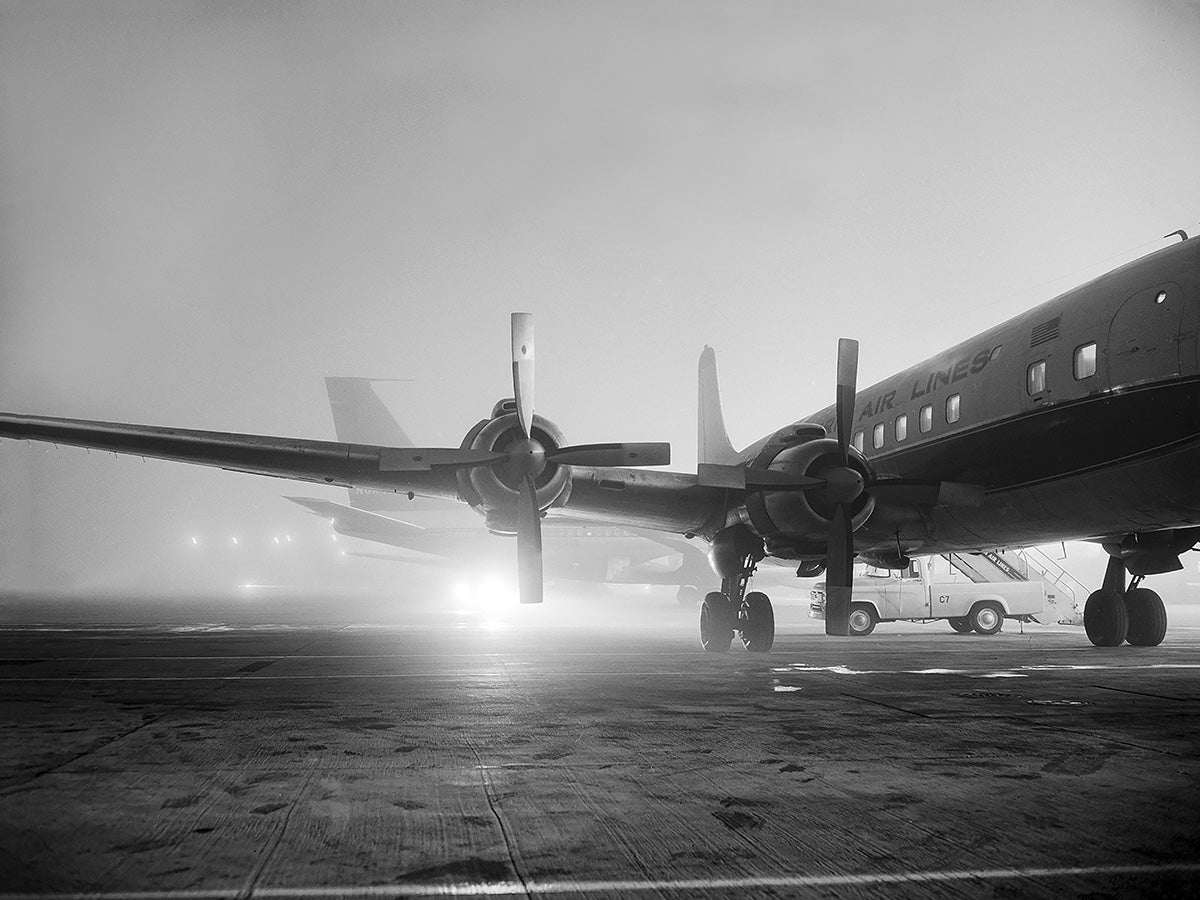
(944, 547, 1086, 625)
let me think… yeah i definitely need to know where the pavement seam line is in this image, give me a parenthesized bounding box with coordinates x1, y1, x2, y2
(468, 744, 532, 898)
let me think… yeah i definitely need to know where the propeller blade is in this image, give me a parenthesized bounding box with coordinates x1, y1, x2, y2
(511, 312, 535, 439)
(378, 448, 507, 471)
(547, 442, 671, 467)
(835, 338, 859, 466)
(824, 502, 854, 636)
(516, 473, 543, 604)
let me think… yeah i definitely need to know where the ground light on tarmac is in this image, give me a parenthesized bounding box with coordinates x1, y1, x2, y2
(1, 588, 1199, 898)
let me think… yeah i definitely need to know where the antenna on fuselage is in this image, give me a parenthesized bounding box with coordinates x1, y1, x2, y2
(1164, 229, 1190, 243)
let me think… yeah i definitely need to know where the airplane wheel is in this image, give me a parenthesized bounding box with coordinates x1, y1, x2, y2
(848, 602, 877, 636)
(740, 591, 775, 652)
(968, 602, 1004, 635)
(948, 617, 974, 634)
(1084, 588, 1128, 647)
(1125, 588, 1167, 647)
(700, 592, 734, 652)
(676, 585, 703, 607)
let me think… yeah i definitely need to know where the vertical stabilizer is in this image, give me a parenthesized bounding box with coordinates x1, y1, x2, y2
(325, 377, 415, 446)
(697, 347, 744, 488)
(325, 377, 448, 511)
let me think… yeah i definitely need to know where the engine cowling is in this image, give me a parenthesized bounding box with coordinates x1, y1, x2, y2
(744, 436, 876, 552)
(455, 400, 572, 533)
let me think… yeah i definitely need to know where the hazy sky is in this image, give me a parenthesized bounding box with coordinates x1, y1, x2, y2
(2, 1, 1199, 589)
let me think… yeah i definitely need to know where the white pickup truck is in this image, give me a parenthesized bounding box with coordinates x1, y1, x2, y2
(809, 556, 1050, 636)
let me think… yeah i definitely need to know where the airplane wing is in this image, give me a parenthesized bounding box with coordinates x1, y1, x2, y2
(0, 412, 724, 548)
(0, 413, 464, 501)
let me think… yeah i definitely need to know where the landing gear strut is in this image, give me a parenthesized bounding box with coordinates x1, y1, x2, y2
(1085, 557, 1167, 647)
(699, 525, 775, 653)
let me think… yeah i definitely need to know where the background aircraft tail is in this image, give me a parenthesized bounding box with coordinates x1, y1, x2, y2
(326, 376, 415, 447)
(324, 376, 448, 511)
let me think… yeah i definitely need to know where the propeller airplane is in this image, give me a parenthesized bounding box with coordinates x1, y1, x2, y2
(3, 234, 1199, 652)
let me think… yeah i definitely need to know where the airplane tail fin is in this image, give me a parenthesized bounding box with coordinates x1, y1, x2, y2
(324, 377, 449, 511)
(325, 377, 415, 447)
(697, 347, 744, 488)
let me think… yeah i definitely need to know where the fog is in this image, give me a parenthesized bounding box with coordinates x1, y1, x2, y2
(2, 2, 1199, 608)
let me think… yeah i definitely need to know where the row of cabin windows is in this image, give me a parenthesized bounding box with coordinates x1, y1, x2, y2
(853, 393, 960, 451)
(1028, 341, 1097, 395)
(854, 341, 1101, 453)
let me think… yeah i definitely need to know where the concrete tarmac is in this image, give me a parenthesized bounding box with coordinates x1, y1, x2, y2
(2, 593, 1199, 898)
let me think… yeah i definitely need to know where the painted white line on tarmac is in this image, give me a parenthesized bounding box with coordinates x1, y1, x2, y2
(3, 863, 1200, 898)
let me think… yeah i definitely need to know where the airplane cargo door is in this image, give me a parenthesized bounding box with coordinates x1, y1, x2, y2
(1106, 282, 1186, 390)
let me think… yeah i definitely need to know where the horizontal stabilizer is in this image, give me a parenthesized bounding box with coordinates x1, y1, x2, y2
(285, 496, 426, 535)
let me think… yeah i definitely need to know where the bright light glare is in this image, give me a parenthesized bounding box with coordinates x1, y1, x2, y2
(450, 573, 518, 610)
(231, 536, 239, 546)
(190, 536, 199, 546)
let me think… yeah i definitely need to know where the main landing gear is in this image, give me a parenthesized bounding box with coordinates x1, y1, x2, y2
(699, 525, 775, 653)
(1084, 557, 1168, 647)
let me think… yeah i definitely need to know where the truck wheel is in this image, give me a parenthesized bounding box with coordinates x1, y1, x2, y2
(1125, 588, 1167, 647)
(848, 602, 877, 636)
(968, 601, 1004, 635)
(948, 617, 974, 634)
(700, 592, 734, 652)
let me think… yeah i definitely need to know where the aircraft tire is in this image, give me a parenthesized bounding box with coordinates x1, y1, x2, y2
(740, 591, 775, 652)
(676, 585, 703, 607)
(1084, 588, 1129, 647)
(968, 602, 1004, 635)
(948, 617, 974, 634)
(848, 602, 877, 636)
(1125, 588, 1167, 647)
(700, 592, 734, 652)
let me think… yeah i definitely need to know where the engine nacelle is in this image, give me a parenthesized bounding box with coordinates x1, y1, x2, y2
(455, 400, 572, 533)
(708, 523, 766, 580)
(744, 436, 875, 548)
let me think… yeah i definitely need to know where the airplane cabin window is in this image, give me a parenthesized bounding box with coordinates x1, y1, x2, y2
(872, 422, 884, 449)
(1074, 342, 1097, 380)
(1027, 360, 1046, 395)
(946, 393, 960, 424)
(853, 431, 864, 452)
(895, 413, 908, 442)
(919, 404, 933, 433)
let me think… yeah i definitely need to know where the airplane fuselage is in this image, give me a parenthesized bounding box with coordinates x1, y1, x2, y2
(736, 237, 1200, 560)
